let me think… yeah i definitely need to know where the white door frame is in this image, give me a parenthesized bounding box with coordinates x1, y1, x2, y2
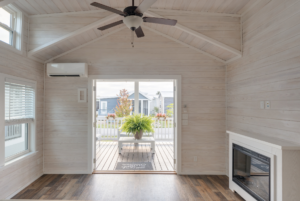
(87, 75, 182, 174)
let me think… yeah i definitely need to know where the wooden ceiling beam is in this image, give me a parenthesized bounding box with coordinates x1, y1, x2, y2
(143, 26, 226, 64)
(45, 26, 126, 63)
(28, 14, 120, 57)
(145, 11, 242, 58)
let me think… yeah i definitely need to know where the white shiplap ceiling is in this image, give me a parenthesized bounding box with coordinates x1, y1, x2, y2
(14, 0, 252, 15)
(6, 0, 267, 63)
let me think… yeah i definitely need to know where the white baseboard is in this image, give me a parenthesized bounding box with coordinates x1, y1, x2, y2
(43, 171, 92, 174)
(178, 172, 227, 175)
(6, 173, 44, 199)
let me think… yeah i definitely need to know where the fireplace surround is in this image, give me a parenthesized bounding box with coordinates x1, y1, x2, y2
(228, 131, 300, 201)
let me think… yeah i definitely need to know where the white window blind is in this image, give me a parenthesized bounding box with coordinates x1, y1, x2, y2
(5, 79, 35, 125)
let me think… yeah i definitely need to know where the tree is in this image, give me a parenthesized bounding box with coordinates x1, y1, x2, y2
(114, 89, 133, 117)
(166, 103, 173, 117)
(153, 106, 159, 113)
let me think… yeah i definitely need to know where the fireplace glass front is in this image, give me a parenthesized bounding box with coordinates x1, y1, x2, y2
(233, 144, 270, 201)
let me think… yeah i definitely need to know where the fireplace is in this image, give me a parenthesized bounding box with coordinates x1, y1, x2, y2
(232, 144, 270, 201)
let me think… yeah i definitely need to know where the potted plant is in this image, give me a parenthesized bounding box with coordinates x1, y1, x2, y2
(120, 113, 154, 140)
(106, 113, 116, 120)
(156, 113, 166, 120)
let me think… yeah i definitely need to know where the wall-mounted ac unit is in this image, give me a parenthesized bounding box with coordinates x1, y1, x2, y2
(47, 63, 88, 77)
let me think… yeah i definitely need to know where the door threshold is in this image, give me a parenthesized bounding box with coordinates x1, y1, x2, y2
(93, 170, 177, 174)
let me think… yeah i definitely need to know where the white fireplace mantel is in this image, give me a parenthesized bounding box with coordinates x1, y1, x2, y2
(228, 131, 300, 201)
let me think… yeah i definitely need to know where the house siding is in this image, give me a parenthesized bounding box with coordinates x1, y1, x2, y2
(99, 97, 118, 116)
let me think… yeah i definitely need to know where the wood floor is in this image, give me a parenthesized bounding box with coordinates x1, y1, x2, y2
(12, 174, 244, 201)
(96, 141, 174, 171)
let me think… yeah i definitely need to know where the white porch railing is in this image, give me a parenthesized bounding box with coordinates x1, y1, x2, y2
(5, 124, 22, 141)
(96, 117, 174, 141)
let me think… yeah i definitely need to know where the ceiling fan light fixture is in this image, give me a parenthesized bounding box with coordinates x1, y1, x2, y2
(123, 15, 143, 31)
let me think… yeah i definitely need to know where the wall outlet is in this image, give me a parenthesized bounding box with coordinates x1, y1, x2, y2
(193, 156, 197, 162)
(260, 101, 265, 109)
(265, 101, 271, 109)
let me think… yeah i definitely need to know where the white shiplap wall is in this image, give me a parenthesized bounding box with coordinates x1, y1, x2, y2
(226, 0, 300, 174)
(0, 15, 44, 199)
(45, 29, 227, 174)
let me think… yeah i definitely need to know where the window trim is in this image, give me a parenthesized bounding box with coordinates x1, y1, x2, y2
(0, 73, 36, 166)
(0, 5, 22, 53)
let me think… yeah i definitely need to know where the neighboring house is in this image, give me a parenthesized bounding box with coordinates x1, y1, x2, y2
(150, 91, 174, 115)
(150, 96, 160, 115)
(98, 92, 151, 117)
(159, 91, 174, 114)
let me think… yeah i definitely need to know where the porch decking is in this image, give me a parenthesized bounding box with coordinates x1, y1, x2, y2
(96, 141, 174, 171)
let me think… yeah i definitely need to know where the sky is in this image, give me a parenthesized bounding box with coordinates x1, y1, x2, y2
(97, 82, 173, 99)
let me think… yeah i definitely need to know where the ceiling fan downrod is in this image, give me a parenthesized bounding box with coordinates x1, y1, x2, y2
(131, 30, 134, 48)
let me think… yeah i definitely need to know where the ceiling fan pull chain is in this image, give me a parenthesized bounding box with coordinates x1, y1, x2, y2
(131, 30, 134, 48)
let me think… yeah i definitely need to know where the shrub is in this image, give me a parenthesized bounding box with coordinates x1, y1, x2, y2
(120, 113, 154, 134)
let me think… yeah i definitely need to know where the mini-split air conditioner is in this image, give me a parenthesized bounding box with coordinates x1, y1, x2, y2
(47, 63, 88, 77)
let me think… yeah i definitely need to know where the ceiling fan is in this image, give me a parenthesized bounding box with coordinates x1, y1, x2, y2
(91, 0, 177, 46)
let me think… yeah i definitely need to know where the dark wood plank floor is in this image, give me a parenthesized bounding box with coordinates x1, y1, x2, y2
(12, 174, 244, 201)
(96, 141, 174, 171)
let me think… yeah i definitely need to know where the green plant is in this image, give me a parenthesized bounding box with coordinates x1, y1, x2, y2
(166, 103, 173, 117)
(120, 113, 154, 134)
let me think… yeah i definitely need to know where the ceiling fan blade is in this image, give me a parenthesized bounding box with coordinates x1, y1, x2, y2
(98, 20, 123, 31)
(135, 0, 157, 14)
(135, 26, 145, 38)
(91, 2, 125, 16)
(143, 17, 177, 26)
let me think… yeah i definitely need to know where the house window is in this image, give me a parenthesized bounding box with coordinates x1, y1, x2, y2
(4, 77, 35, 162)
(0, 6, 22, 50)
(100, 101, 107, 115)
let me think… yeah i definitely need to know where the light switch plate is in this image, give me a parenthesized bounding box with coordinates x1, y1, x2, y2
(265, 101, 270, 109)
(260, 101, 265, 109)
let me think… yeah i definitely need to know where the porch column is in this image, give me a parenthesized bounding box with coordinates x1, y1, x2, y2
(141, 100, 143, 115)
(134, 81, 139, 114)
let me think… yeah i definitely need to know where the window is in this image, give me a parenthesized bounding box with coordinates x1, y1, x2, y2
(3, 77, 35, 162)
(0, 8, 14, 45)
(0, 6, 22, 50)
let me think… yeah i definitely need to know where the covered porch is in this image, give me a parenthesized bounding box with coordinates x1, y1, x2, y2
(96, 141, 174, 171)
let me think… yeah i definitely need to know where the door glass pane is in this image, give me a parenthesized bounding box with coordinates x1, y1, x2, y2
(139, 81, 174, 141)
(0, 26, 11, 44)
(0, 8, 11, 27)
(5, 123, 28, 158)
(96, 82, 134, 118)
(139, 82, 173, 116)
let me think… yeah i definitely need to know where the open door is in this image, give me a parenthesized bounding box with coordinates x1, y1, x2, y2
(173, 80, 177, 171)
(93, 80, 97, 171)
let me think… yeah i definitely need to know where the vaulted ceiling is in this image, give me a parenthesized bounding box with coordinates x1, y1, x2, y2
(3, 0, 267, 64)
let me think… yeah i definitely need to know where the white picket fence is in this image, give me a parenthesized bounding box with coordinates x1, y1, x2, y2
(96, 117, 174, 141)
